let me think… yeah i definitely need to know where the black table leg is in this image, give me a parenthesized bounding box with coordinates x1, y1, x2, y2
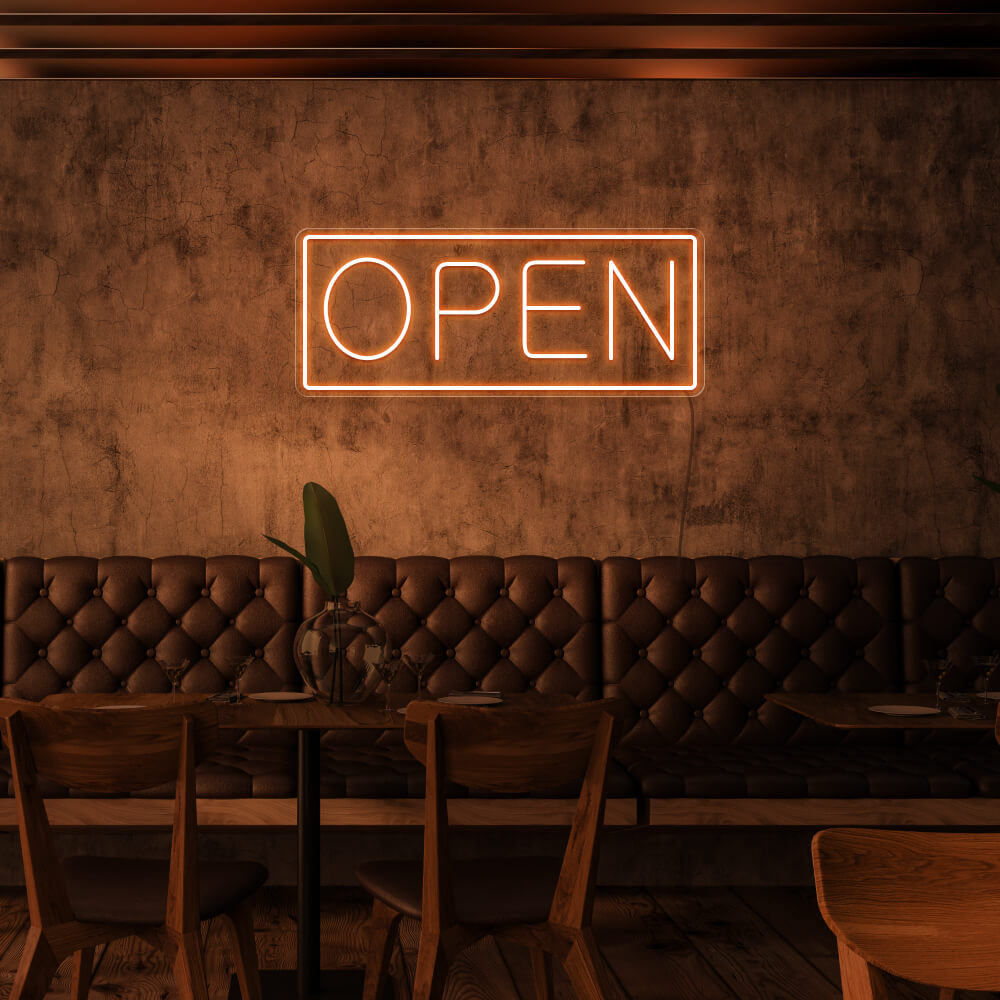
(298, 727, 320, 998)
(234, 728, 363, 999)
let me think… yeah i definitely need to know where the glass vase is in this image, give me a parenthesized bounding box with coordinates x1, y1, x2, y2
(294, 597, 388, 704)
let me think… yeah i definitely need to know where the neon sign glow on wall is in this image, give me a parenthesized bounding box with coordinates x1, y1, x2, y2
(298, 231, 703, 396)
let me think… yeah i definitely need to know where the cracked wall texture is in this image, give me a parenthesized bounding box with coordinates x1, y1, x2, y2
(0, 80, 997, 559)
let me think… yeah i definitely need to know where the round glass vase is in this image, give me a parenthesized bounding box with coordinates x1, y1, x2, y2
(293, 597, 388, 704)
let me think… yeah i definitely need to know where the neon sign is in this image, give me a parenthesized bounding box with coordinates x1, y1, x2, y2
(298, 231, 703, 395)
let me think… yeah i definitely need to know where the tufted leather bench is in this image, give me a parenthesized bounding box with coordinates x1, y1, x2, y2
(1, 552, 999, 833)
(2, 556, 300, 799)
(601, 556, 993, 822)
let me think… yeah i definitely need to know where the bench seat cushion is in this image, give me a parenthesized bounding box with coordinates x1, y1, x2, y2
(320, 743, 637, 799)
(614, 745, 975, 798)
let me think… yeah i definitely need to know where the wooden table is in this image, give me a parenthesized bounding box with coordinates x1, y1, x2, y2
(764, 691, 999, 730)
(36, 690, 578, 999)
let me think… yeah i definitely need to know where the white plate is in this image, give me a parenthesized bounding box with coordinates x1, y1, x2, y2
(437, 694, 503, 706)
(868, 704, 941, 717)
(246, 692, 314, 703)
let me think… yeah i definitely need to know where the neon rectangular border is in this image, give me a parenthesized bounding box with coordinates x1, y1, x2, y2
(299, 231, 701, 393)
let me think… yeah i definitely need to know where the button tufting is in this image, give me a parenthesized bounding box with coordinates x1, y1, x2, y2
(254, 649, 264, 658)
(499, 587, 509, 597)
(200, 588, 210, 597)
(691, 588, 700, 597)
(93, 588, 102, 597)
(692, 649, 701, 658)
(774, 619, 781, 627)
(37, 649, 46, 658)
(446, 648, 455, 658)
(664, 617, 672, 626)
(445, 588, 455, 598)
(474, 680, 481, 688)
(93, 649, 101, 658)
(747, 648, 756, 658)
(745, 588, 753, 597)
(666, 679, 674, 687)
(639, 708, 649, 718)
(255, 588, 264, 597)
(175, 619, 182, 626)
(65, 680, 72, 688)
(501, 648, 510, 658)
(802, 649, 810, 658)
(853, 588, 862, 597)
(392, 649, 401, 658)
(146, 649, 155, 658)
(554, 649, 564, 658)
(420, 618, 427, 626)
(120, 680, 127, 688)
(638, 648, 647, 658)
(855, 649, 864, 658)
(748, 708, 757, 717)
(693, 709, 703, 718)
(552, 587, 562, 597)
(121, 619, 128, 626)
(800, 588, 808, 597)
(38, 588, 47, 597)
(636, 587, 645, 597)
(147, 588, 156, 597)
(65, 618, 72, 626)
(391, 588, 401, 597)
(201, 649, 210, 658)
(529, 679, 536, 687)
(474, 618, 481, 626)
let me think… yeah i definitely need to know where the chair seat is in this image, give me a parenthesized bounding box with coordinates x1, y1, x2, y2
(356, 856, 561, 925)
(62, 856, 268, 925)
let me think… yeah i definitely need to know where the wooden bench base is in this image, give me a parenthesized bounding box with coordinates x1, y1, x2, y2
(0, 797, 994, 830)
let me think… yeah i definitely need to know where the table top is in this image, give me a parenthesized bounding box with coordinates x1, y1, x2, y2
(765, 691, 999, 731)
(31, 691, 581, 730)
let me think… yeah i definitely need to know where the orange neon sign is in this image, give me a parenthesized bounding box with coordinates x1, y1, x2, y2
(298, 231, 703, 395)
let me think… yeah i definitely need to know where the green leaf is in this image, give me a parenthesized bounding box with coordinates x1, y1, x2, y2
(263, 533, 334, 599)
(302, 482, 355, 596)
(974, 474, 1000, 494)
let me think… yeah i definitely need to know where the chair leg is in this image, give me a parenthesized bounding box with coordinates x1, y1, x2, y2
(837, 940, 890, 1000)
(70, 946, 95, 1000)
(363, 898, 403, 1000)
(172, 929, 211, 1000)
(10, 927, 59, 1000)
(411, 928, 448, 1000)
(224, 901, 263, 1000)
(560, 928, 615, 1000)
(530, 945, 553, 1000)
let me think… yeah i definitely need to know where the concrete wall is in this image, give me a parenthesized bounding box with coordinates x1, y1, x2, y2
(1, 80, 997, 559)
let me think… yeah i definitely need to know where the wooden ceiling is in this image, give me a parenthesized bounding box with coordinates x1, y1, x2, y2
(1, 4, 999, 79)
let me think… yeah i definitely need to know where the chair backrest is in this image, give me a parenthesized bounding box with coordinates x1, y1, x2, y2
(403, 698, 619, 793)
(6, 701, 218, 794)
(404, 698, 620, 932)
(813, 827, 1000, 992)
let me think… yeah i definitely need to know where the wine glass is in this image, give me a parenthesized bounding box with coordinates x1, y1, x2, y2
(231, 655, 254, 704)
(158, 658, 192, 702)
(374, 655, 401, 720)
(972, 652, 1000, 709)
(403, 652, 435, 700)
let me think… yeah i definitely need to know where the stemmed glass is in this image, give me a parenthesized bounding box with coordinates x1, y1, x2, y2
(231, 655, 254, 704)
(158, 658, 192, 702)
(372, 652, 401, 720)
(403, 652, 435, 701)
(972, 652, 1000, 709)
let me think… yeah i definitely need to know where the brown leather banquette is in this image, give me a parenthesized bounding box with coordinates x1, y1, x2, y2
(1, 554, 998, 817)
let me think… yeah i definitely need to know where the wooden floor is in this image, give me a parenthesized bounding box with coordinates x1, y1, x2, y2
(0, 885, 993, 1000)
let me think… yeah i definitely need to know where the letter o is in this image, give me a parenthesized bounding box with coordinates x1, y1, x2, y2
(323, 257, 412, 361)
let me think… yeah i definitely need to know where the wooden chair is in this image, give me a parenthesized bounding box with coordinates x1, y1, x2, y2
(812, 827, 1000, 1000)
(357, 698, 620, 1000)
(2, 701, 268, 1000)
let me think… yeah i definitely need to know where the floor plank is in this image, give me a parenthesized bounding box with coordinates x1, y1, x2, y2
(651, 887, 842, 1000)
(593, 889, 731, 1000)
